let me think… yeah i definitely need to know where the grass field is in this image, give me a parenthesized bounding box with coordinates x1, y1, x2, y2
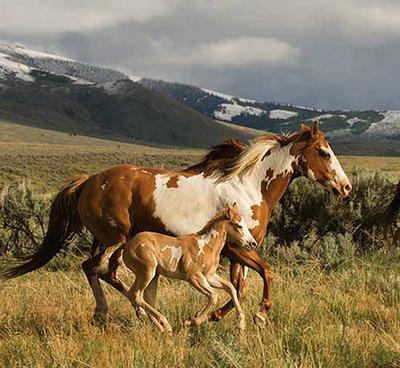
(0, 121, 400, 367)
(1, 120, 400, 192)
(0, 256, 399, 368)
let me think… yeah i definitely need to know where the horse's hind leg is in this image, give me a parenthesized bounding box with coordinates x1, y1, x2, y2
(82, 250, 108, 322)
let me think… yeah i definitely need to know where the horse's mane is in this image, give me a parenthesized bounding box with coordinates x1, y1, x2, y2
(183, 138, 247, 176)
(183, 132, 306, 182)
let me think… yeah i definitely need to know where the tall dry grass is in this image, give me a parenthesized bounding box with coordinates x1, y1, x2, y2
(0, 256, 399, 367)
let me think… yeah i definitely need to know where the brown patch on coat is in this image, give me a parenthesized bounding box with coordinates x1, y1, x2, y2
(166, 176, 179, 188)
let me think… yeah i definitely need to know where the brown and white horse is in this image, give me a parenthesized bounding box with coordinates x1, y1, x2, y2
(2, 122, 351, 326)
(123, 203, 256, 333)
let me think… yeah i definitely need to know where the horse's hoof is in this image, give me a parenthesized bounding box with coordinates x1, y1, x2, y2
(184, 320, 193, 327)
(92, 312, 107, 326)
(209, 311, 223, 322)
(253, 312, 267, 327)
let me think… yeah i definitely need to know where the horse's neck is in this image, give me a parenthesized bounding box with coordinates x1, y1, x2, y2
(198, 220, 227, 256)
(249, 142, 298, 216)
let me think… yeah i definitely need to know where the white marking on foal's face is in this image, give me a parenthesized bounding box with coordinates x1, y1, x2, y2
(100, 181, 108, 191)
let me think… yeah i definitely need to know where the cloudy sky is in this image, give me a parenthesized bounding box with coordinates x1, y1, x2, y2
(1, 0, 400, 110)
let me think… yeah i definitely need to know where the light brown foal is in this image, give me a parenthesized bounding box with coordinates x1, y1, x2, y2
(122, 203, 257, 333)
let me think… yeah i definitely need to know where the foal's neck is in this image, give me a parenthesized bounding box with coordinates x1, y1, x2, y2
(196, 215, 227, 256)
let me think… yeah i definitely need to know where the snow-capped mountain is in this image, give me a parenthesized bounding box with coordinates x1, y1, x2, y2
(0, 44, 254, 148)
(0, 43, 399, 154)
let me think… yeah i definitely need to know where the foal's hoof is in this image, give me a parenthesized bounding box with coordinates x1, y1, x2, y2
(184, 319, 193, 327)
(253, 312, 267, 328)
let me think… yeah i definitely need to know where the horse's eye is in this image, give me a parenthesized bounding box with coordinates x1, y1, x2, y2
(319, 149, 330, 160)
(236, 224, 242, 229)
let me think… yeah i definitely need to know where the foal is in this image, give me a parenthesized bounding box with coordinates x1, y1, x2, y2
(122, 203, 257, 333)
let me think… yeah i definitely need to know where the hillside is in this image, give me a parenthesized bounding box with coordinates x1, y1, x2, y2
(0, 44, 254, 148)
(1, 43, 400, 154)
(140, 79, 400, 156)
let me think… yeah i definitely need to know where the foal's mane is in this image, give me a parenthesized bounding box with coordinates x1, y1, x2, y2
(196, 210, 227, 236)
(184, 131, 308, 182)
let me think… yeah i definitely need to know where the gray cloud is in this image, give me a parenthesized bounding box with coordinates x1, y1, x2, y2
(1, 0, 400, 109)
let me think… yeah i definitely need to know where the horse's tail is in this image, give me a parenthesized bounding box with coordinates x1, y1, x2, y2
(1, 175, 90, 279)
(384, 180, 400, 225)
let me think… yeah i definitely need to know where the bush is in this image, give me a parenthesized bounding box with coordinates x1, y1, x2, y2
(0, 172, 398, 270)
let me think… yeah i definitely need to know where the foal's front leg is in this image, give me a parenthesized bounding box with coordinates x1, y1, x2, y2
(185, 275, 218, 327)
(208, 273, 246, 331)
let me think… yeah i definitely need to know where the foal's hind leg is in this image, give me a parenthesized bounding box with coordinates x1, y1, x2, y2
(128, 271, 172, 333)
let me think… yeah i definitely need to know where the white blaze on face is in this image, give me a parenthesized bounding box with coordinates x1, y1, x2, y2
(325, 144, 348, 185)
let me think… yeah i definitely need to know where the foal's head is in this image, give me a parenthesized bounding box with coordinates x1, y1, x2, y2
(293, 122, 352, 198)
(223, 203, 257, 250)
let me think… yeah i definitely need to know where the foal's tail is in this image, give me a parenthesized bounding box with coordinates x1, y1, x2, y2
(384, 180, 400, 225)
(1, 175, 90, 279)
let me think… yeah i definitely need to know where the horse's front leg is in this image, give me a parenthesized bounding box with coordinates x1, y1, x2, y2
(211, 244, 273, 327)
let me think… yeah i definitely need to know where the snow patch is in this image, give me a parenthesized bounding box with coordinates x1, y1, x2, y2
(269, 109, 298, 120)
(202, 88, 255, 103)
(311, 114, 333, 121)
(347, 117, 365, 127)
(365, 111, 400, 137)
(214, 103, 265, 121)
(0, 52, 34, 82)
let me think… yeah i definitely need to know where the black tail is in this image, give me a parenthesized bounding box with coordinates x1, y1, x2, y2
(384, 181, 400, 225)
(1, 175, 90, 279)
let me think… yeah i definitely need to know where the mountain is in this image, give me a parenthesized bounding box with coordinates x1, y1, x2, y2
(1, 43, 399, 155)
(139, 79, 400, 156)
(0, 44, 255, 148)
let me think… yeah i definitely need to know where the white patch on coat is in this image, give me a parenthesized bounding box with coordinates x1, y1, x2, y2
(100, 181, 108, 191)
(261, 143, 297, 190)
(152, 142, 297, 235)
(197, 228, 219, 256)
(307, 168, 317, 181)
(120, 176, 125, 180)
(161, 245, 182, 270)
(238, 217, 257, 246)
(141, 170, 150, 174)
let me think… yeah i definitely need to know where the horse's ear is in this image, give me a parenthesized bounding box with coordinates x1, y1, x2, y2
(232, 202, 237, 208)
(300, 122, 310, 132)
(310, 121, 319, 137)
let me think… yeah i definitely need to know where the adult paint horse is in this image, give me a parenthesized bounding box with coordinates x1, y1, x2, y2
(2, 122, 352, 326)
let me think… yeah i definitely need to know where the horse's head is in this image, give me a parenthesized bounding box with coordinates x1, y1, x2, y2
(224, 203, 257, 250)
(294, 122, 352, 198)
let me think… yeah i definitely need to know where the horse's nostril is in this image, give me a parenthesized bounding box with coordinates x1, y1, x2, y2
(344, 184, 352, 192)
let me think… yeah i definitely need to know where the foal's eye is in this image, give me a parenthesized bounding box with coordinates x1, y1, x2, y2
(318, 149, 330, 160)
(236, 224, 243, 229)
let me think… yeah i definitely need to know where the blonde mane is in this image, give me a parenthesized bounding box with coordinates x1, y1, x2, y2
(213, 135, 281, 182)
